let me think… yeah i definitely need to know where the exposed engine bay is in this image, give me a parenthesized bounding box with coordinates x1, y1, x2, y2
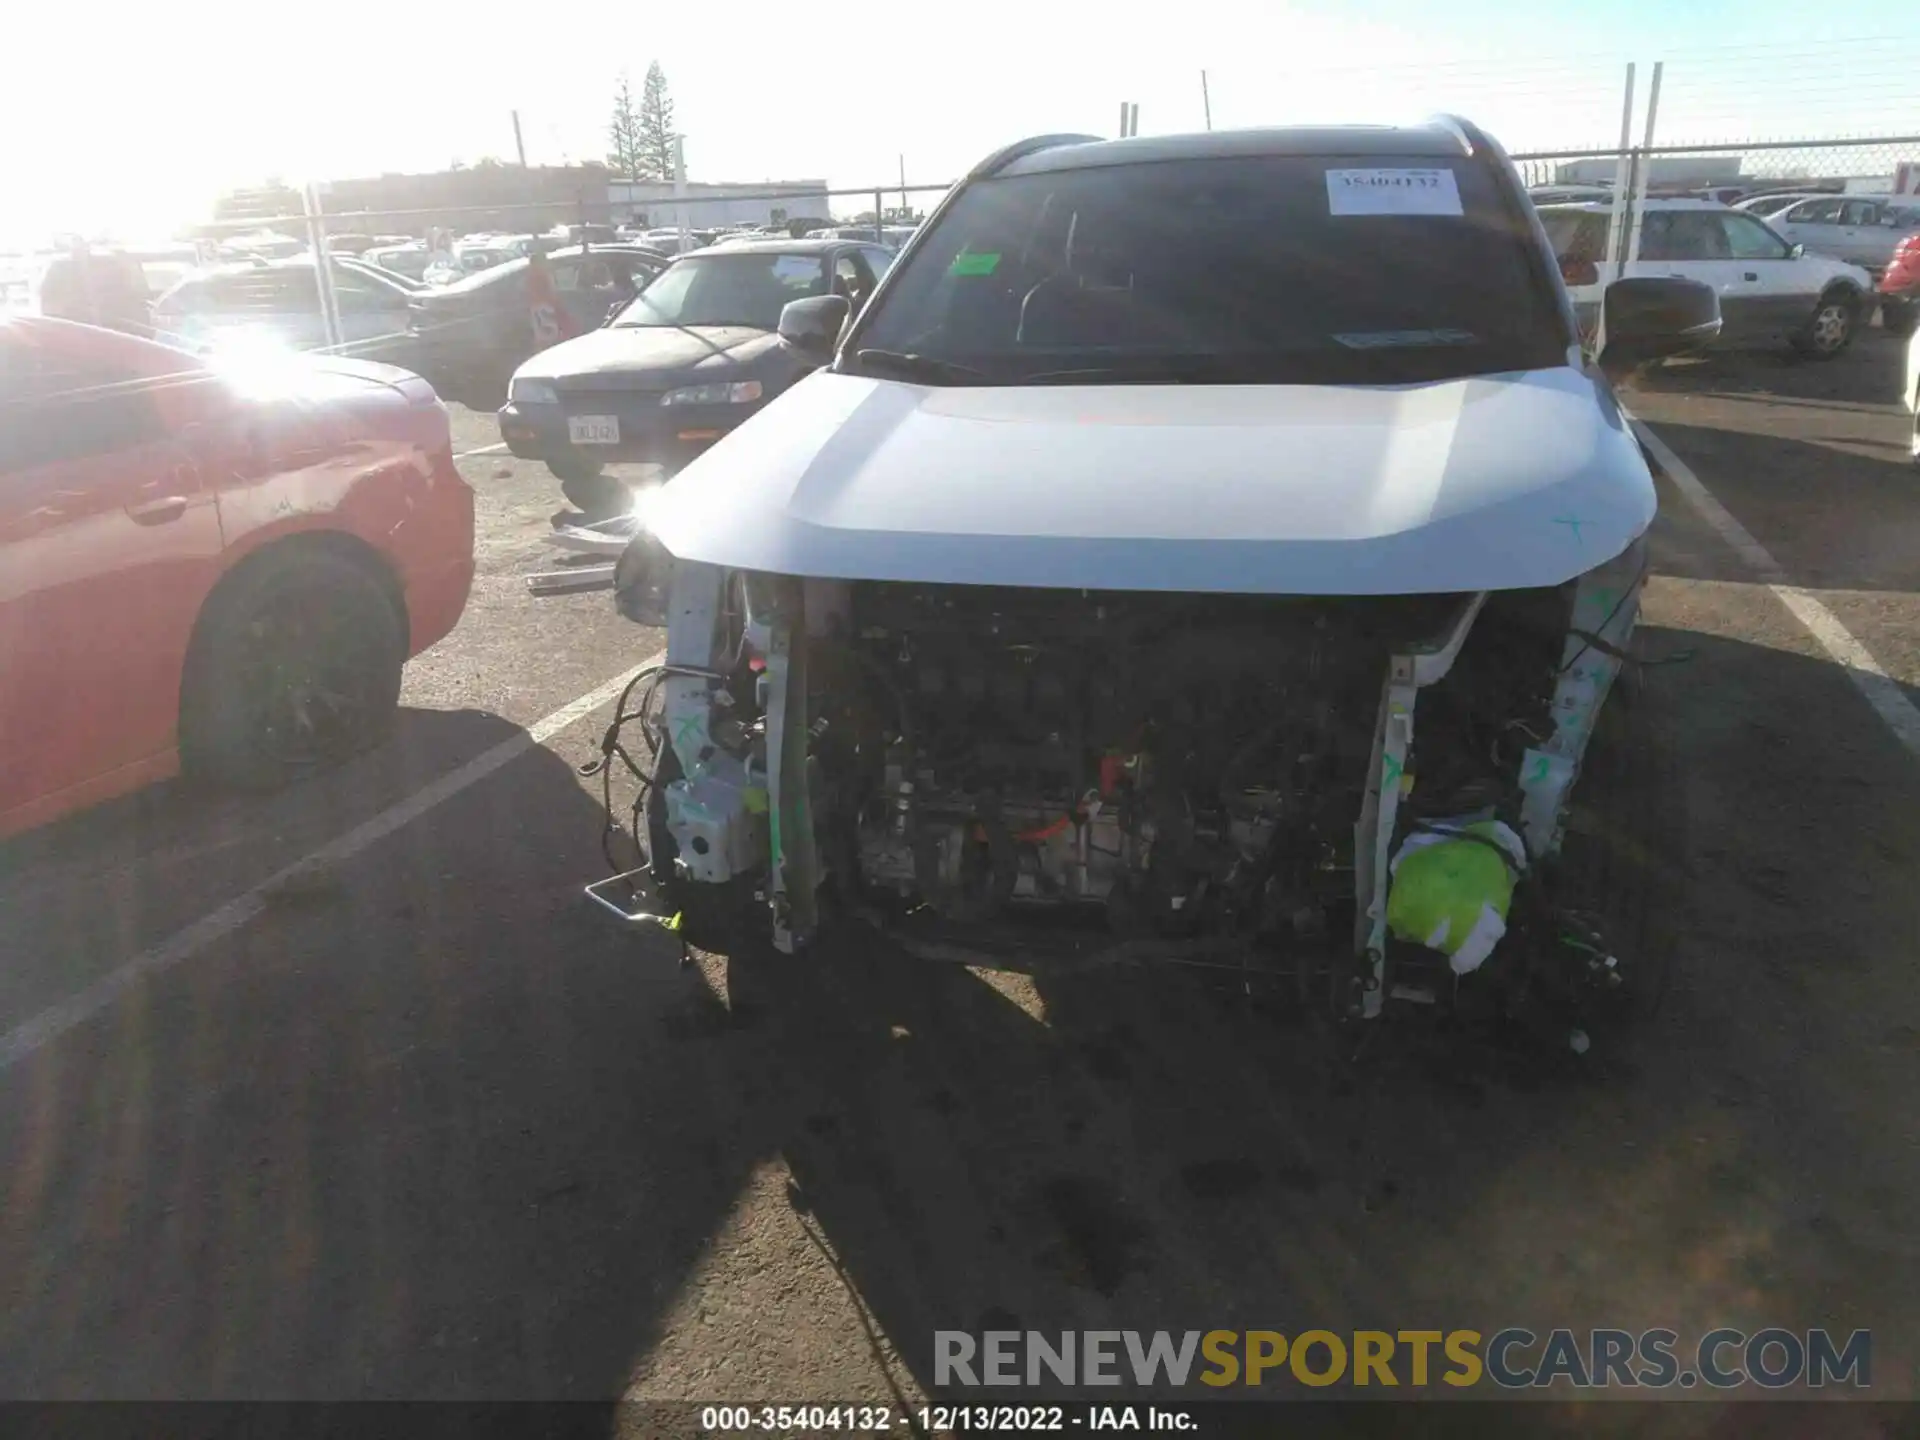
(840, 585, 1473, 934)
(607, 535, 1648, 1021)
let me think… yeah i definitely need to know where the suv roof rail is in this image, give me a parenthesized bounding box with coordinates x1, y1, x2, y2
(969, 133, 1104, 180)
(1425, 114, 1481, 156)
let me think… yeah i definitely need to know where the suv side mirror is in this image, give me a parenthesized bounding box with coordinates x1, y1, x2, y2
(778, 294, 850, 362)
(1599, 276, 1721, 379)
(1789, 242, 1806, 259)
(614, 526, 676, 628)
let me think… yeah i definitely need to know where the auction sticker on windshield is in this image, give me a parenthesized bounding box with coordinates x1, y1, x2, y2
(1326, 168, 1464, 217)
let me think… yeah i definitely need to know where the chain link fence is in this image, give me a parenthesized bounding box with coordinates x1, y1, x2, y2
(1514, 137, 1920, 196)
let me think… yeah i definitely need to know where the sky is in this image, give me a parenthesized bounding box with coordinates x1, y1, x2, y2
(1, 0, 1916, 244)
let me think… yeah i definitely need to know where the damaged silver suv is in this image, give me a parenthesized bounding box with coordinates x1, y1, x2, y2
(603, 119, 1717, 1032)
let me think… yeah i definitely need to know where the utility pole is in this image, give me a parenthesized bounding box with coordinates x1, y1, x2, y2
(1625, 61, 1663, 267)
(511, 109, 528, 167)
(673, 135, 688, 253)
(898, 154, 907, 218)
(1201, 70, 1212, 130)
(1604, 64, 1635, 286)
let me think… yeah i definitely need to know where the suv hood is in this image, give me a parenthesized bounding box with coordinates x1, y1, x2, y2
(646, 367, 1655, 595)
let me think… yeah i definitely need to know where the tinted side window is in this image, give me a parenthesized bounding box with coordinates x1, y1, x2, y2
(832, 253, 872, 306)
(1787, 199, 1842, 224)
(1841, 200, 1880, 226)
(158, 277, 215, 312)
(1639, 212, 1728, 261)
(862, 246, 896, 278)
(213, 268, 319, 312)
(1720, 214, 1790, 261)
(1541, 211, 1605, 261)
(0, 338, 167, 472)
(332, 268, 401, 312)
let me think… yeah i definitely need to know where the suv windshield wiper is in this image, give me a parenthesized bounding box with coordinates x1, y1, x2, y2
(1018, 365, 1190, 384)
(848, 349, 991, 384)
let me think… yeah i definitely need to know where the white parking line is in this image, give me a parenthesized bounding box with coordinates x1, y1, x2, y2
(0, 653, 664, 1076)
(1635, 419, 1920, 760)
(455, 442, 508, 460)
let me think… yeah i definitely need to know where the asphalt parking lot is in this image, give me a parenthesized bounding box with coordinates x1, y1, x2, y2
(2, 332, 1918, 1419)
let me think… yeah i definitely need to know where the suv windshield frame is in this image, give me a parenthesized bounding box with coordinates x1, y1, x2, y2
(840, 151, 1571, 386)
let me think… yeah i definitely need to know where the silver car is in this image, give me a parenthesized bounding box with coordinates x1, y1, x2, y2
(1769, 195, 1920, 272)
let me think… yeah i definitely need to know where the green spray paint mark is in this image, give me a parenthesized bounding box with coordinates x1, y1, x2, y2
(1528, 754, 1552, 786)
(1381, 751, 1405, 789)
(949, 251, 1001, 276)
(1553, 515, 1587, 545)
(673, 715, 703, 753)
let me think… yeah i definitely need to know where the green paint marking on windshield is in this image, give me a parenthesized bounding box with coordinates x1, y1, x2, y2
(949, 251, 1001, 276)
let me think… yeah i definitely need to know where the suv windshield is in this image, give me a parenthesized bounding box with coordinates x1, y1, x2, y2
(847, 153, 1566, 384)
(614, 253, 828, 330)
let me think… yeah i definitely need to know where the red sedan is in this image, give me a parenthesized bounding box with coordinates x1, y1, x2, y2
(0, 317, 475, 840)
(1882, 232, 1920, 337)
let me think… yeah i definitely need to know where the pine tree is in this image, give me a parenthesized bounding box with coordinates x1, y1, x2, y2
(607, 72, 644, 180)
(637, 62, 679, 181)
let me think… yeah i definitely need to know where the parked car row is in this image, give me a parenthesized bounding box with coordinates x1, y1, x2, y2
(1761, 194, 1920, 273)
(497, 238, 893, 513)
(0, 224, 911, 837)
(1540, 198, 1878, 357)
(407, 244, 672, 409)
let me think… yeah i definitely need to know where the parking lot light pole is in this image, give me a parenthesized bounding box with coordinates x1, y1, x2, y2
(673, 137, 689, 254)
(302, 181, 344, 352)
(1605, 63, 1636, 286)
(1625, 62, 1664, 267)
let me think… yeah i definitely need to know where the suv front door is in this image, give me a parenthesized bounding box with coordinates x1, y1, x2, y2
(1637, 210, 1758, 340)
(1715, 210, 1818, 339)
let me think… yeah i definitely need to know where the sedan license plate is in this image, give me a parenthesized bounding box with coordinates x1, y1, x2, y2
(568, 415, 620, 445)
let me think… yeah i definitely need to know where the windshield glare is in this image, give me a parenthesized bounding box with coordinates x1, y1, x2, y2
(615, 253, 828, 330)
(850, 153, 1565, 383)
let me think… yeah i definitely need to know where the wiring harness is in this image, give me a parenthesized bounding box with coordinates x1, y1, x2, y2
(579, 663, 732, 876)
